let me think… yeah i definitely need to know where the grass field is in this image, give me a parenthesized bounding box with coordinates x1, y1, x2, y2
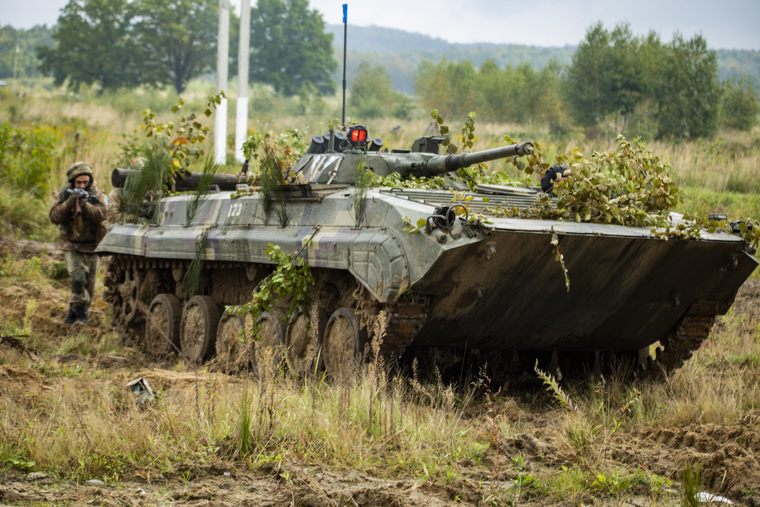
(0, 243, 758, 505)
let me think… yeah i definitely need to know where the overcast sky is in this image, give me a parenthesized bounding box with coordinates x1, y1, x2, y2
(2, 0, 759, 50)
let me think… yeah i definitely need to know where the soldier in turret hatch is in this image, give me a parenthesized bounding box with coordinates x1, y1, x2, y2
(49, 162, 107, 326)
(541, 164, 572, 195)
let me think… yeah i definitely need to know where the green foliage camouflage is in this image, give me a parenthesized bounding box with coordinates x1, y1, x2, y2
(121, 93, 225, 222)
(259, 147, 289, 228)
(487, 136, 680, 227)
(120, 142, 172, 221)
(353, 155, 372, 227)
(241, 128, 308, 175)
(234, 113, 760, 253)
(494, 133, 760, 249)
(242, 129, 308, 227)
(182, 226, 211, 297)
(232, 242, 314, 338)
(373, 111, 760, 251)
(185, 156, 220, 226)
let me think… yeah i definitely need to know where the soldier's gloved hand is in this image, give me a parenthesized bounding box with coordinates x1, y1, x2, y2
(72, 188, 89, 200)
(86, 193, 99, 204)
(62, 188, 73, 201)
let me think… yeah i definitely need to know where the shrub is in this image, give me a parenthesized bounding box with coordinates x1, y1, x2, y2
(722, 75, 760, 131)
(0, 122, 62, 200)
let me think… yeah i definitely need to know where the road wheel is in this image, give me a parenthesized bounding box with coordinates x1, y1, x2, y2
(104, 261, 138, 345)
(252, 311, 284, 376)
(145, 294, 182, 357)
(323, 308, 365, 378)
(216, 309, 248, 373)
(118, 265, 142, 324)
(285, 311, 318, 376)
(180, 295, 220, 364)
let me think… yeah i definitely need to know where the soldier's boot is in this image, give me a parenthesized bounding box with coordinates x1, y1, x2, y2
(70, 270, 88, 325)
(64, 305, 77, 325)
(73, 304, 89, 326)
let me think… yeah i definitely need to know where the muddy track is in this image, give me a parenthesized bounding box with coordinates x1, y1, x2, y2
(612, 420, 760, 500)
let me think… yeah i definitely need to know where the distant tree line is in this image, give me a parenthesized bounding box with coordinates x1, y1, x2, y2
(413, 59, 566, 129)
(406, 22, 759, 139)
(563, 23, 729, 140)
(30, 0, 334, 95)
(0, 25, 53, 79)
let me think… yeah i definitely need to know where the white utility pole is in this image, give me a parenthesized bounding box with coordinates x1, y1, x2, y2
(13, 40, 20, 88)
(235, 0, 251, 163)
(214, 0, 230, 165)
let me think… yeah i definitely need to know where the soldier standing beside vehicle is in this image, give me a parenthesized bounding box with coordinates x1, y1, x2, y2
(49, 162, 107, 325)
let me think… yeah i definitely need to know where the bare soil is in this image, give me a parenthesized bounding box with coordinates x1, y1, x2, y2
(1, 237, 759, 506)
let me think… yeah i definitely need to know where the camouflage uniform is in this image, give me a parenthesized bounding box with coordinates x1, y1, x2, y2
(49, 162, 107, 325)
(106, 187, 123, 225)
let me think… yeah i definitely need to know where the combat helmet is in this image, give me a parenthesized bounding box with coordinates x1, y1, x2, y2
(66, 162, 94, 189)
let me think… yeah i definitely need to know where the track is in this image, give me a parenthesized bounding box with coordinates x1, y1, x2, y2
(103, 254, 726, 379)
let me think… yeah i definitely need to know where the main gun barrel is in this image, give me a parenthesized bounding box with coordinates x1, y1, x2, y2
(111, 168, 250, 191)
(417, 142, 534, 177)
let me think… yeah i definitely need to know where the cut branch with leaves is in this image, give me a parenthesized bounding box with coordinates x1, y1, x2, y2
(231, 242, 315, 340)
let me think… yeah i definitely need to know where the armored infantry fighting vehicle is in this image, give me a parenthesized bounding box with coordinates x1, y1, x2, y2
(97, 125, 758, 378)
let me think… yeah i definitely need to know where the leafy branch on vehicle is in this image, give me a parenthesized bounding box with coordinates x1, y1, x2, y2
(232, 243, 314, 340)
(119, 93, 226, 223)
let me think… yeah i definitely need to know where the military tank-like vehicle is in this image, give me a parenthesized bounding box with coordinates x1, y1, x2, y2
(97, 125, 758, 378)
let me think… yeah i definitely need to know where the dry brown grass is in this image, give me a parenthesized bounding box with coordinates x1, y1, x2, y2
(1, 271, 759, 503)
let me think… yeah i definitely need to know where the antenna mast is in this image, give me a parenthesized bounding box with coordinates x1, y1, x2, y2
(341, 4, 348, 130)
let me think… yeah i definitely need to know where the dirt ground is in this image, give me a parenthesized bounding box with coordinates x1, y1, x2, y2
(1, 238, 759, 506)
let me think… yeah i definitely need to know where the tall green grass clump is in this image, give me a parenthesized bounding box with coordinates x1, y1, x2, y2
(0, 122, 71, 241)
(0, 122, 60, 200)
(0, 186, 57, 241)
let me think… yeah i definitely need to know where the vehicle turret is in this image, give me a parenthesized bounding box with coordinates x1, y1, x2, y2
(294, 124, 534, 184)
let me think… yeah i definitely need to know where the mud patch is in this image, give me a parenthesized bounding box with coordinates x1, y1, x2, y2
(0, 365, 47, 401)
(612, 421, 760, 500)
(0, 281, 110, 343)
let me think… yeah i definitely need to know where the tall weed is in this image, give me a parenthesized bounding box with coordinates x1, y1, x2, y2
(0, 185, 58, 240)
